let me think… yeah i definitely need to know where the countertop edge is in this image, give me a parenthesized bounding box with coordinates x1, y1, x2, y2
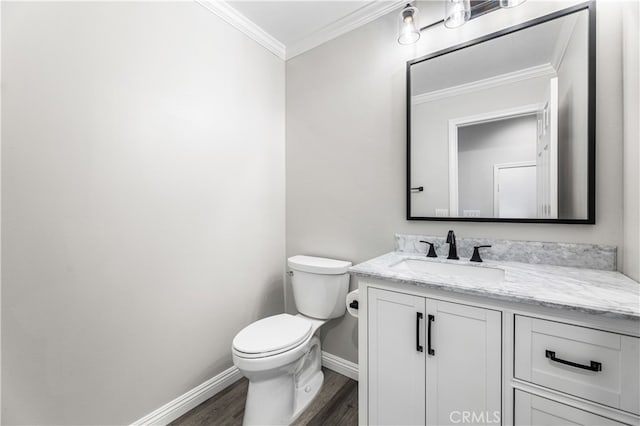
(349, 267, 640, 322)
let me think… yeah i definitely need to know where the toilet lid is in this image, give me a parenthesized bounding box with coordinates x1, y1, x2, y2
(233, 314, 312, 355)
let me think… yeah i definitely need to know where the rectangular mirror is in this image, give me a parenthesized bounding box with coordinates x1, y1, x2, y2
(407, 3, 595, 223)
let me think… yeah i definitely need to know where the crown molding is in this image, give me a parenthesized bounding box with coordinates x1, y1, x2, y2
(196, 0, 286, 60)
(286, 1, 406, 60)
(412, 63, 557, 105)
(197, 0, 405, 61)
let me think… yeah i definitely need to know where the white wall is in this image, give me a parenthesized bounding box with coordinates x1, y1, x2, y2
(622, 0, 640, 281)
(286, 1, 626, 364)
(1, 2, 285, 424)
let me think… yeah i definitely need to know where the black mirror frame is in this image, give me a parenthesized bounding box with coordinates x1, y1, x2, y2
(406, 1, 596, 224)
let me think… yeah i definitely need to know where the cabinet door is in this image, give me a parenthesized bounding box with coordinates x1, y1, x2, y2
(426, 299, 502, 425)
(368, 288, 426, 425)
(515, 390, 625, 425)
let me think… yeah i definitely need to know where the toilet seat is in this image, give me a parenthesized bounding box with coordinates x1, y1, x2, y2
(233, 314, 313, 359)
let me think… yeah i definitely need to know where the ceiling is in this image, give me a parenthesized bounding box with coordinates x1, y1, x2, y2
(221, 0, 405, 59)
(229, 1, 367, 47)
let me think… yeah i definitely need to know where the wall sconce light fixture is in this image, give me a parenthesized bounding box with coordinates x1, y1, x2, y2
(396, 0, 529, 45)
(398, 4, 421, 45)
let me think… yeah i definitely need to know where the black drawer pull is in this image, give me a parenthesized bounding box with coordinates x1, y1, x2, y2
(545, 350, 602, 372)
(416, 312, 423, 352)
(427, 314, 435, 356)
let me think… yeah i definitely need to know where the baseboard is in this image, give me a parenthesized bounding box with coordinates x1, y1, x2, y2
(131, 352, 356, 425)
(321, 351, 359, 381)
(131, 366, 243, 426)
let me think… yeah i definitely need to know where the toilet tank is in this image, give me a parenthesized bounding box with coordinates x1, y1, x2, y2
(287, 255, 351, 320)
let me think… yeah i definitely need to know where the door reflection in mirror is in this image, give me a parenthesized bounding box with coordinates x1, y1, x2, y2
(456, 115, 539, 219)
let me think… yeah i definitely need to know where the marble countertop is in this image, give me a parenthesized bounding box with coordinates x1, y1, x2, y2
(349, 252, 640, 320)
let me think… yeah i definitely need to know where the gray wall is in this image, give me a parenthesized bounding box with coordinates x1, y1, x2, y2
(286, 1, 627, 364)
(1, 2, 285, 424)
(458, 116, 537, 217)
(557, 12, 589, 219)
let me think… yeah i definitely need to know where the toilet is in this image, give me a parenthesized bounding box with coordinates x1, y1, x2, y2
(232, 255, 351, 425)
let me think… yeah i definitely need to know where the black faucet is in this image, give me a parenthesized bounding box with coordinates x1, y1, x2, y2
(446, 230, 459, 260)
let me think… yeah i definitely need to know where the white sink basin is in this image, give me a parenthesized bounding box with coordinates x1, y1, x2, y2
(391, 259, 505, 283)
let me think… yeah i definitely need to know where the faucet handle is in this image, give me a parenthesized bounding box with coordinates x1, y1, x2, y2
(470, 245, 492, 263)
(419, 240, 438, 258)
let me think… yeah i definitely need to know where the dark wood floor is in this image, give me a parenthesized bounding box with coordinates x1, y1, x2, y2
(170, 368, 357, 426)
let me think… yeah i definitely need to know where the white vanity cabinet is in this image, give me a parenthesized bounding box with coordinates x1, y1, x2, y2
(514, 316, 640, 416)
(359, 278, 640, 426)
(514, 391, 626, 426)
(367, 287, 502, 426)
(367, 288, 426, 425)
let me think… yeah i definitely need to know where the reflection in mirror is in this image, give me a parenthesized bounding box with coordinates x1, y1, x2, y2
(458, 115, 539, 219)
(408, 6, 593, 222)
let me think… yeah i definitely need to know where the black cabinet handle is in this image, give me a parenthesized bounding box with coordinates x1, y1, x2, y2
(411, 186, 424, 193)
(545, 350, 602, 372)
(427, 314, 435, 355)
(349, 300, 358, 310)
(416, 312, 423, 352)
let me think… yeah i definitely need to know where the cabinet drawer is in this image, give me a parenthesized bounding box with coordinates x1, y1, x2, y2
(514, 390, 626, 425)
(514, 316, 640, 415)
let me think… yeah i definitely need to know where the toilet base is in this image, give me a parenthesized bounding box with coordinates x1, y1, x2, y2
(291, 369, 323, 423)
(241, 336, 323, 425)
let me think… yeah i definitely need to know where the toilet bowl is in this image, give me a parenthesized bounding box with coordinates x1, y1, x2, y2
(232, 255, 351, 426)
(232, 314, 326, 425)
